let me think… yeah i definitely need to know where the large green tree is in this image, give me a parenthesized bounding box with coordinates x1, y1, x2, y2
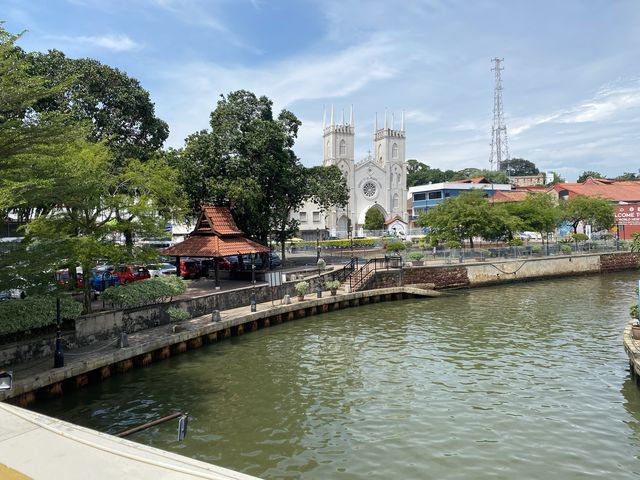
(416, 190, 520, 248)
(506, 193, 559, 245)
(451, 168, 510, 184)
(500, 158, 539, 176)
(560, 196, 614, 235)
(406, 159, 456, 187)
(175, 90, 347, 253)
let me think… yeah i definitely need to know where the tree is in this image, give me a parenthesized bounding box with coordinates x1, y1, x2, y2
(500, 158, 539, 176)
(506, 193, 559, 247)
(175, 90, 347, 255)
(416, 190, 518, 248)
(364, 208, 385, 230)
(560, 196, 614, 236)
(615, 171, 639, 181)
(406, 159, 456, 187)
(27, 49, 169, 166)
(451, 168, 510, 184)
(577, 171, 604, 183)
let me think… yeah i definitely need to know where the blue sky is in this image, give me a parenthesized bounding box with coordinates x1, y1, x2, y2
(2, 0, 640, 180)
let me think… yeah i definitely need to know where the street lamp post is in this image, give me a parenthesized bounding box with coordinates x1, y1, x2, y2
(54, 297, 64, 368)
(250, 254, 257, 312)
(316, 227, 320, 262)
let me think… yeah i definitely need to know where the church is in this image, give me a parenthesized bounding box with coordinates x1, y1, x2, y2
(295, 107, 408, 240)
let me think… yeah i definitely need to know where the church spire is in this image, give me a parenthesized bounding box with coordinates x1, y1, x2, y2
(392, 112, 395, 130)
(322, 105, 326, 130)
(401, 110, 405, 131)
(341, 109, 345, 125)
(330, 104, 334, 126)
(384, 109, 388, 129)
(349, 105, 353, 127)
(374, 112, 378, 132)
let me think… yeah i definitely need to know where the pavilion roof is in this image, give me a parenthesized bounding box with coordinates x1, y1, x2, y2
(162, 205, 269, 258)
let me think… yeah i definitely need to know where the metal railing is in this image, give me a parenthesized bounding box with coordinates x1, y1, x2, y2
(346, 256, 401, 292)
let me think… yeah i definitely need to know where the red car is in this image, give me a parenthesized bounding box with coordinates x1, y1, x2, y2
(177, 260, 200, 279)
(115, 265, 151, 284)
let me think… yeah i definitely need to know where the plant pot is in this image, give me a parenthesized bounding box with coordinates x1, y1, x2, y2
(297, 295, 305, 301)
(330, 289, 337, 296)
(632, 324, 640, 340)
(412, 261, 424, 266)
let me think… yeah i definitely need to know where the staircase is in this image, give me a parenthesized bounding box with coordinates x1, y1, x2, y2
(345, 257, 397, 292)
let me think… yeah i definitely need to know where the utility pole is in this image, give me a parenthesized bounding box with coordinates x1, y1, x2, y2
(489, 58, 510, 172)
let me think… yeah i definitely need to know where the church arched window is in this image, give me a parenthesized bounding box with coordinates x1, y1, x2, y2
(339, 139, 346, 156)
(393, 194, 399, 209)
(326, 140, 331, 156)
(392, 143, 398, 158)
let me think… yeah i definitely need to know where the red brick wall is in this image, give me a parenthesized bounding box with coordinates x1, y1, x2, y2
(600, 253, 640, 272)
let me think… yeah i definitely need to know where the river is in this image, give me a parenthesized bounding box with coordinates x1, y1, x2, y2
(32, 271, 640, 479)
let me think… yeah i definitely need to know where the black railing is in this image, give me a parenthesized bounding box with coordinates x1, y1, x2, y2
(333, 257, 358, 283)
(347, 256, 401, 291)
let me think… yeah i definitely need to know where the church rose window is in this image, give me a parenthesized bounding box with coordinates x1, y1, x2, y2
(363, 181, 377, 198)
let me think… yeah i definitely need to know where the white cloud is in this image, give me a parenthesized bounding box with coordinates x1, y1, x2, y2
(47, 33, 139, 51)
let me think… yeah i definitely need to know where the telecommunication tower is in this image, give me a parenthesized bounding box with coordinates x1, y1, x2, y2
(489, 57, 510, 171)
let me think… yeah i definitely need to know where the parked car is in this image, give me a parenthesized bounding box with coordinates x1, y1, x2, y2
(146, 263, 177, 277)
(89, 270, 120, 292)
(114, 265, 151, 284)
(0, 289, 26, 301)
(240, 252, 281, 270)
(172, 259, 200, 279)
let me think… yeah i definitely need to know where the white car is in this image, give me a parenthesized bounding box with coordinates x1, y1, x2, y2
(146, 263, 177, 277)
(0, 288, 26, 301)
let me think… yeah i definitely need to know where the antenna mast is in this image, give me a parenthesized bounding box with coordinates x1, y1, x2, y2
(489, 58, 510, 171)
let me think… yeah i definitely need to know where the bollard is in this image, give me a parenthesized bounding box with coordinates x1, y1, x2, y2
(212, 310, 221, 322)
(283, 294, 291, 304)
(53, 331, 64, 368)
(119, 331, 129, 348)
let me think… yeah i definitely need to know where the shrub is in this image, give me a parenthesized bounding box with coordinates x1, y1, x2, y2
(385, 240, 407, 252)
(531, 245, 543, 254)
(446, 240, 462, 249)
(631, 303, 638, 320)
(631, 232, 640, 253)
(508, 238, 524, 246)
(560, 244, 573, 253)
(572, 233, 589, 242)
(167, 306, 190, 322)
(294, 281, 310, 296)
(316, 258, 326, 271)
(325, 280, 341, 290)
(408, 251, 424, 261)
(102, 276, 188, 309)
(0, 295, 82, 336)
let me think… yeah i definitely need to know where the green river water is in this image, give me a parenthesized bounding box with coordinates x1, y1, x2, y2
(33, 271, 640, 479)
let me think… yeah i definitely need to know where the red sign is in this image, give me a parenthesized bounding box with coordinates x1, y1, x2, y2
(614, 204, 640, 226)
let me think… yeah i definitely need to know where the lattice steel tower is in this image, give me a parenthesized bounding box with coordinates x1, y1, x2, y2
(489, 58, 510, 171)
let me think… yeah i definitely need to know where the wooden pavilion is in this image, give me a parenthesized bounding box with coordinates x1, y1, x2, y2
(162, 205, 269, 287)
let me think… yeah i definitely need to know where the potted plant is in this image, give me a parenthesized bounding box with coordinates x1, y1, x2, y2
(325, 280, 341, 296)
(408, 251, 424, 266)
(294, 281, 310, 301)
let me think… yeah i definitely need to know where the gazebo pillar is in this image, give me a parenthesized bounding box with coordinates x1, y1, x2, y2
(175, 256, 181, 277)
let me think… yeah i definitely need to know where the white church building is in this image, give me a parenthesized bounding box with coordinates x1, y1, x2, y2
(295, 107, 408, 240)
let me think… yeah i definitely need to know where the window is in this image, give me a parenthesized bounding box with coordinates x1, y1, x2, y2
(377, 144, 382, 162)
(299, 212, 307, 222)
(392, 143, 398, 158)
(313, 212, 321, 223)
(339, 139, 346, 155)
(428, 191, 442, 200)
(362, 181, 377, 199)
(393, 194, 399, 209)
(413, 193, 426, 201)
(326, 140, 331, 156)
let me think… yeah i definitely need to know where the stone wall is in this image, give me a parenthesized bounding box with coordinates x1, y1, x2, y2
(600, 252, 639, 273)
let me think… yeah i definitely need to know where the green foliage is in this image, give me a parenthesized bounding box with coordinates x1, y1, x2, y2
(505, 193, 559, 237)
(531, 245, 543, 253)
(417, 190, 521, 248)
(317, 258, 326, 271)
(560, 244, 573, 253)
(546, 171, 565, 185)
(0, 295, 82, 336)
(406, 159, 456, 187)
(577, 171, 604, 183)
(408, 251, 424, 261)
(325, 280, 341, 290)
(508, 238, 524, 246)
(631, 303, 638, 320)
(364, 208, 385, 230)
(630, 232, 640, 253)
(560, 196, 614, 234)
(167, 306, 190, 322)
(101, 276, 187, 309)
(385, 240, 407, 252)
(446, 240, 462, 248)
(571, 233, 589, 242)
(294, 281, 309, 296)
(451, 168, 510, 184)
(500, 158, 539, 176)
(317, 238, 376, 248)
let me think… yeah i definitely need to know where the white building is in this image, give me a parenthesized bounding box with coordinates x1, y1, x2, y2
(296, 107, 408, 239)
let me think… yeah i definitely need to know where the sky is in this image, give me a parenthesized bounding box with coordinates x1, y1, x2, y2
(2, 0, 640, 181)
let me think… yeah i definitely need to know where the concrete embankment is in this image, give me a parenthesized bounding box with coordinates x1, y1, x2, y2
(1, 287, 437, 406)
(623, 322, 640, 376)
(0, 402, 260, 480)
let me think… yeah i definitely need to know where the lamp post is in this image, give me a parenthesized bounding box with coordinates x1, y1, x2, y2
(316, 258, 323, 298)
(316, 227, 320, 262)
(250, 254, 257, 312)
(54, 297, 64, 368)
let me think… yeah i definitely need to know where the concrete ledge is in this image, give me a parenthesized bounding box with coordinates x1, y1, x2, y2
(623, 321, 640, 375)
(0, 403, 260, 480)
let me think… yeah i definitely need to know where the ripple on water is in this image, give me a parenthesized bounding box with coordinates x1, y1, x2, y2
(31, 271, 640, 479)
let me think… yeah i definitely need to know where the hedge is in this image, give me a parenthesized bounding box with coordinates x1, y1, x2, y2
(101, 276, 187, 309)
(0, 295, 82, 336)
